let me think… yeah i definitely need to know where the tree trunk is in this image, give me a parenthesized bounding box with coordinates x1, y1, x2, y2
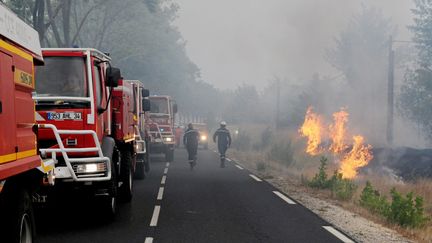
(62, 0, 71, 47)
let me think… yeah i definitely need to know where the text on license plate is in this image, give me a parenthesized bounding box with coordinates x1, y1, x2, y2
(47, 112, 82, 120)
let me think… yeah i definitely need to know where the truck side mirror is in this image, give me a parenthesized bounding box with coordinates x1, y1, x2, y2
(173, 103, 178, 113)
(106, 67, 121, 87)
(142, 89, 150, 98)
(143, 99, 151, 112)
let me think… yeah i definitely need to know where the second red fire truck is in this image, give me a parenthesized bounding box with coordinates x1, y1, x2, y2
(33, 48, 142, 216)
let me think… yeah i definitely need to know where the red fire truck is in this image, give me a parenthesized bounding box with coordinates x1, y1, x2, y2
(124, 80, 151, 179)
(0, 4, 57, 242)
(33, 48, 137, 217)
(148, 96, 177, 161)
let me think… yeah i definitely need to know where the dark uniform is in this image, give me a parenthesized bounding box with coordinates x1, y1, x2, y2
(183, 128, 200, 162)
(213, 127, 231, 161)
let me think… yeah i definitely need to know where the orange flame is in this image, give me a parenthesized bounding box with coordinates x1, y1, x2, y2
(339, 135, 373, 179)
(329, 108, 349, 154)
(299, 107, 324, 155)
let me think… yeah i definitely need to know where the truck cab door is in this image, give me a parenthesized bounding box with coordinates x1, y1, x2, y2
(93, 63, 106, 138)
(0, 52, 17, 163)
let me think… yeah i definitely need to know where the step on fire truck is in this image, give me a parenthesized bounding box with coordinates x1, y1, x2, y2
(124, 80, 151, 179)
(0, 4, 56, 242)
(33, 48, 138, 217)
(148, 96, 177, 162)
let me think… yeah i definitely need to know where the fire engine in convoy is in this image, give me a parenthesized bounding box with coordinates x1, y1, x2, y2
(33, 48, 138, 216)
(124, 80, 151, 179)
(148, 95, 177, 161)
(0, 4, 56, 242)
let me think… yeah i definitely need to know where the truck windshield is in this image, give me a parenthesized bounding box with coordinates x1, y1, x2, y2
(35, 56, 87, 97)
(149, 98, 169, 114)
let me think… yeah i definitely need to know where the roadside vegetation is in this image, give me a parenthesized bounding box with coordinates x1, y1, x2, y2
(228, 124, 432, 242)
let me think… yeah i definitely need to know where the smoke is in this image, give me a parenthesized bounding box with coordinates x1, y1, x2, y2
(174, 0, 414, 89)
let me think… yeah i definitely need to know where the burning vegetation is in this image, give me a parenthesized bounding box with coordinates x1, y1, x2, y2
(298, 107, 324, 156)
(299, 106, 373, 179)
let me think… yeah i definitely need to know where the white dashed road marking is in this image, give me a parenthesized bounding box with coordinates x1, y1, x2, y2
(322, 226, 354, 243)
(166, 162, 170, 167)
(235, 165, 244, 170)
(272, 191, 296, 205)
(164, 167, 168, 174)
(226, 158, 231, 162)
(150, 205, 161, 227)
(249, 174, 262, 182)
(157, 187, 165, 200)
(144, 237, 153, 243)
(161, 175, 166, 185)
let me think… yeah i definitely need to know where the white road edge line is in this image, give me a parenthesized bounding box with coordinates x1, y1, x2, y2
(164, 167, 168, 174)
(235, 165, 244, 170)
(272, 191, 296, 204)
(161, 175, 167, 185)
(249, 174, 262, 182)
(322, 226, 354, 243)
(144, 237, 153, 243)
(226, 158, 231, 162)
(157, 187, 165, 200)
(166, 162, 170, 167)
(150, 205, 161, 227)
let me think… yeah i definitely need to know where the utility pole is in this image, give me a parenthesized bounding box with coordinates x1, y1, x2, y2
(275, 77, 280, 129)
(387, 36, 394, 146)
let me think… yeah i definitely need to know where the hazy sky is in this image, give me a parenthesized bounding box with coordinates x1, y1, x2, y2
(173, 0, 415, 89)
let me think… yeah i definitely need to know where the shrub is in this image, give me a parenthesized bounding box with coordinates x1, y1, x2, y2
(386, 188, 428, 228)
(267, 140, 294, 166)
(329, 171, 357, 201)
(256, 161, 266, 172)
(308, 157, 330, 189)
(260, 127, 273, 149)
(232, 131, 251, 151)
(307, 157, 357, 200)
(359, 182, 429, 228)
(359, 181, 389, 215)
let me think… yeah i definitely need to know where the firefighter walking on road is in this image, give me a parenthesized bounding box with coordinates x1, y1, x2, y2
(213, 121, 232, 168)
(183, 123, 200, 169)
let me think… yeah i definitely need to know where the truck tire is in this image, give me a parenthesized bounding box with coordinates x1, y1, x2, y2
(100, 148, 118, 220)
(120, 149, 133, 202)
(0, 184, 35, 243)
(144, 142, 151, 172)
(165, 149, 174, 162)
(134, 160, 145, 180)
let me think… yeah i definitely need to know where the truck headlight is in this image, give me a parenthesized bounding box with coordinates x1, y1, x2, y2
(75, 163, 106, 173)
(164, 137, 173, 142)
(201, 135, 207, 141)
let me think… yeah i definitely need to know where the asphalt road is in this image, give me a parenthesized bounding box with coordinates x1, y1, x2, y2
(36, 149, 353, 243)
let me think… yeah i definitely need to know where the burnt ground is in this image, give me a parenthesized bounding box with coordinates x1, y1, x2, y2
(363, 147, 432, 180)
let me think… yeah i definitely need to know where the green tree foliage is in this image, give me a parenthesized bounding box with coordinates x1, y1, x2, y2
(326, 5, 395, 144)
(359, 181, 389, 215)
(360, 182, 428, 228)
(326, 5, 393, 88)
(399, 0, 432, 141)
(410, 0, 432, 67)
(5, 0, 220, 117)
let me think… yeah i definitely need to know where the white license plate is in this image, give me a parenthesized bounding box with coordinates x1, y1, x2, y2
(47, 112, 82, 121)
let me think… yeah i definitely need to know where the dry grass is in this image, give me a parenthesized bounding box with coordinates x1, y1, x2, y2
(227, 124, 432, 243)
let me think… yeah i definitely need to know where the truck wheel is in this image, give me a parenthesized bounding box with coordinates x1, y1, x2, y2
(165, 149, 174, 162)
(0, 185, 35, 243)
(134, 158, 145, 180)
(120, 150, 133, 202)
(100, 151, 118, 220)
(144, 142, 151, 172)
